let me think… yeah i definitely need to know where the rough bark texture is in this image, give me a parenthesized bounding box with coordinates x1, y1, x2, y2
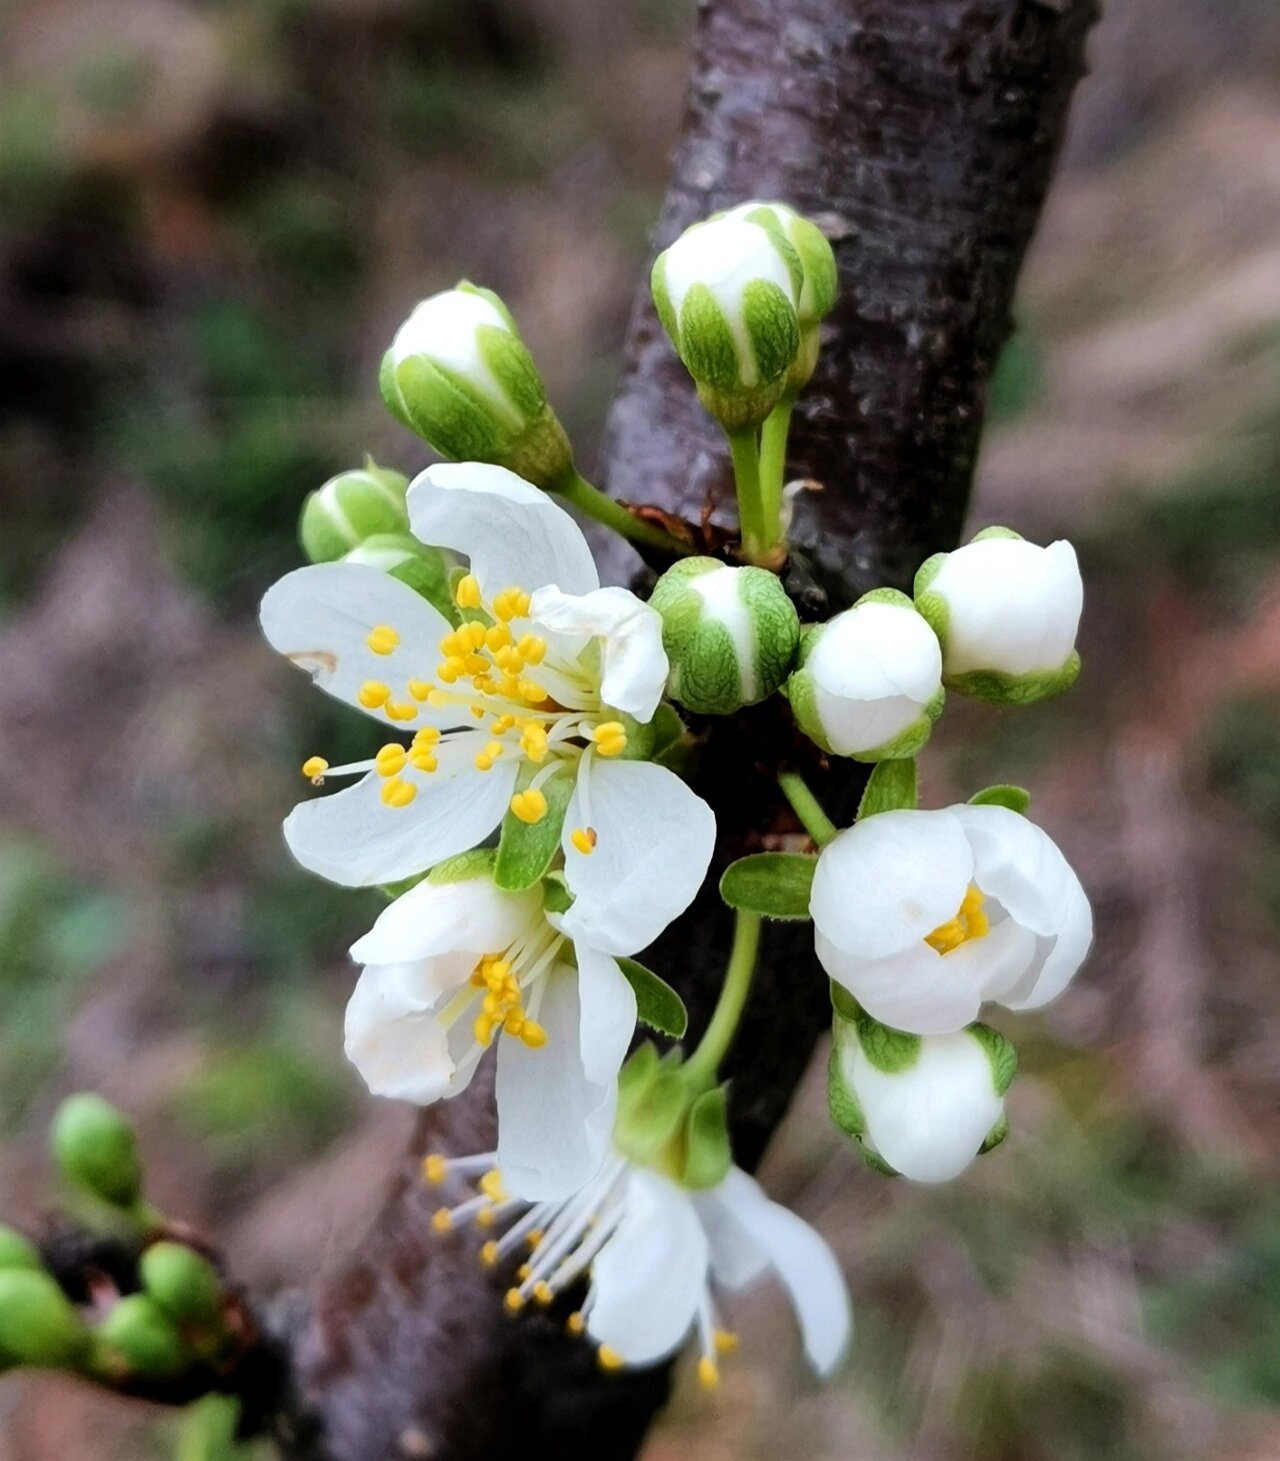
(273, 2, 1099, 1458)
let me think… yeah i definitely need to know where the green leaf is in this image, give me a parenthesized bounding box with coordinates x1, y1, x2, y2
(681, 1086, 732, 1190)
(719, 852, 816, 920)
(493, 767, 573, 892)
(968, 784, 1032, 815)
(617, 958, 688, 1038)
(857, 758, 918, 820)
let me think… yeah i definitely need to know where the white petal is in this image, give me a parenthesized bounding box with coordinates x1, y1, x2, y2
(810, 810, 972, 960)
(260, 562, 457, 723)
(844, 1027, 1004, 1183)
(283, 761, 518, 887)
(529, 586, 668, 722)
(952, 804, 1077, 938)
(703, 1168, 851, 1377)
(407, 463, 598, 598)
(586, 1169, 709, 1365)
(812, 685, 927, 757)
(495, 963, 613, 1201)
(575, 943, 638, 1088)
(559, 760, 715, 956)
(809, 601, 942, 705)
(816, 929, 990, 1036)
(1004, 870, 1093, 1010)
(343, 963, 457, 1104)
(350, 876, 541, 966)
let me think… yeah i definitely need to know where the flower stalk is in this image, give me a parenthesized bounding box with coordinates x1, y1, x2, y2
(777, 770, 838, 847)
(553, 468, 693, 558)
(682, 909, 761, 1088)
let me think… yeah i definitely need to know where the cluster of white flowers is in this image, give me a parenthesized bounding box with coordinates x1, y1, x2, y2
(259, 199, 1093, 1392)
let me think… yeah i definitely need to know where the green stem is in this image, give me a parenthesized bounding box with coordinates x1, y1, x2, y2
(726, 427, 771, 562)
(758, 395, 795, 534)
(683, 909, 761, 1088)
(778, 770, 838, 847)
(555, 470, 692, 558)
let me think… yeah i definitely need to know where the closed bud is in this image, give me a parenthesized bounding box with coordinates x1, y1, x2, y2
(786, 589, 944, 761)
(140, 1242, 222, 1327)
(299, 461, 409, 564)
(828, 1014, 1014, 1183)
(0, 1269, 91, 1369)
(649, 557, 799, 715)
(51, 1093, 143, 1211)
(914, 528, 1083, 704)
(651, 215, 803, 430)
(97, 1294, 188, 1378)
(0, 1225, 42, 1272)
(379, 283, 572, 489)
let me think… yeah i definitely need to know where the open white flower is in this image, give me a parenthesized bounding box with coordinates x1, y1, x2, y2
(260, 463, 715, 947)
(344, 869, 638, 1199)
(914, 530, 1083, 703)
(829, 1016, 1013, 1183)
(786, 590, 943, 761)
(425, 1147, 851, 1383)
(811, 803, 1092, 1035)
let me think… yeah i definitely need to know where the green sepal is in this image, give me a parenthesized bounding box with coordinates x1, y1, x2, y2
(681, 1086, 732, 1190)
(140, 1242, 223, 1327)
(426, 848, 498, 885)
(473, 322, 545, 423)
(541, 872, 573, 916)
(914, 588, 948, 643)
(855, 1016, 922, 1074)
(0, 1225, 42, 1272)
(613, 1046, 690, 1167)
(343, 532, 456, 625)
(679, 283, 739, 392)
(494, 765, 574, 891)
(741, 278, 801, 387)
(857, 758, 918, 820)
(826, 1033, 865, 1137)
(857, 1145, 900, 1178)
(617, 958, 688, 1038)
(649, 703, 687, 761)
(51, 1094, 143, 1212)
(0, 1269, 91, 1369)
(980, 1113, 1010, 1154)
(968, 784, 1032, 814)
(385, 354, 510, 461)
(96, 1295, 189, 1379)
(614, 709, 657, 762)
(945, 651, 1081, 707)
(913, 552, 948, 599)
(719, 852, 816, 920)
(969, 1022, 1018, 1096)
(829, 980, 862, 1023)
(971, 525, 1023, 543)
(378, 872, 428, 900)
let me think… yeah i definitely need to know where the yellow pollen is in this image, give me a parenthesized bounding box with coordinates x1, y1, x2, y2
(474, 1014, 495, 1046)
(517, 679, 547, 705)
(375, 744, 407, 777)
(301, 755, 328, 781)
(597, 1345, 624, 1373)
(516, 1263, 532, 1282)
(504, 1288, 525, 1314)
(455, 574, 482, 609)
(485, 623, 512, 652)
(713, 1330, 739, 1355)
(462, 621, 488, 650)
(480, 1240, 499, 1267)
(924, 885, 991, 955)
(422, 1154, 447, 1185)
(532, 1281, 554, 1307)
(566, 1312, 586, 1337)
(413, 727, 440, 746)
(570, 827, 598, 856)
(387, 701, 418, 722)
(479, 1170, 508, 1203)
(380, 777, 418, 809)
(520, 1021, 548, 1050)
(408, 679, 432, 701)
(358, 680, 391, 709)
(431, 1209, 453, 1233)
(366, 624, 400, 655)
(592, 721, 628, 758)
(697, 1356, 720, 1389)
(527, 1230, 544, 1250)
(476, 1206, 496, 1230)
(517, 634, 546, 665)
(410, 751, 439, 773)
(510, 789, 548, 824)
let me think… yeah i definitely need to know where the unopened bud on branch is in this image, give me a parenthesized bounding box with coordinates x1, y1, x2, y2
(299, 461, 409, 564)
(51, 1093, 143, 1211)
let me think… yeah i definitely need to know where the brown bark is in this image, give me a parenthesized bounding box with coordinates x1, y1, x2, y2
(251, 1, 1098, 1456)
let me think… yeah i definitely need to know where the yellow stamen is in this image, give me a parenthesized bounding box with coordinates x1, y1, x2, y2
(387, 701, 418, 722)
(410, 751, 438, 773)
(527, 1230, 544, 1249)
(358, 680, 391, 709)
(474, 1014, 495, 1046)
(570, 827, 597, 856)
(697, 1356, 720, 1389)
(480, 1240, 499, 1267)
(375, 744, 407, 777)
(413, 727, 441, 747)
(476, 1206, 496, 1230)
(366, 624, 400, 655)
(408, 679, 432, 701)
(593, 721, 628, 758)
(504, 1288, 525, 1314)
(431, 1209, 453, 1233)
(924, 885, 990, 955)
(520, 1021, 548, 1050)
(486, 623, 512, 652)
(422, 1154, 447, 1185)
(380, 777, 418, 809)
(517, 679, 547, 705)
(516, 1263, 532, 1282)
(509, 788, 549, 824)
(532, 1280, 554, 1307)
(301, 755, 328, 781)
(597, 1345, 624, 1373)
(517, 634, 546, 665)
(713, 1329, 739, 1355)
(566, 1312, 586, 1337)
(479, 1170, 507, 1203)
(455, 574, 482, 609)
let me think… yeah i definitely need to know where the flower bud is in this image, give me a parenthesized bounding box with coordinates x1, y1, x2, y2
(51, 1093, 143, 1211)
(0, 1269, 91, 1369)
(786, 589, 943, 761)
(914, 528, 1083, 704)
(379, 283, 572, 489)
(828, 1015, 1015, 1183)
(651, 215, 803, 430)
(299, 462, 409, 564)
(0, 1225, 41, 1272)
(140, 1242, 222, 1327)
(722, 200, 837, 390)
(649, 557, 800, 715)
(96, 1294, 188, 1378)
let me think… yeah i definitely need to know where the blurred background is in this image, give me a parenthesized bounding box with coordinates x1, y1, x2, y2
(1, 0, 1279, 1457)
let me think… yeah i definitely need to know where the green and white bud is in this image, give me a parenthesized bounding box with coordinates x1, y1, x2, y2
(722, 200, 837, 390)
(51, 1093, 143, 1211)
(0, 1225, 42, 1272)
(342, 532, 454, 621)
(828, 1014, 1015, 1183)
(914, 528, 1083, 704)
(786, 589, 944, 761)
(96, 1295, 189, 1379)
(0, 1269, 91, 1369)
(379, 282, 572, 489)
(649, 557, 800, 715)
(140, 1242, 223, 1327)
(299, 461, 409, 564)
(651, 215, 803, 430)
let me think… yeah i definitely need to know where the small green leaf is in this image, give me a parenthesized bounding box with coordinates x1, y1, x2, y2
(681, 1086, 732, 1190)
(719, 852, 816, 920)
(968, 784, 1031, 814)
(617, 958, 688, 1038)
(494, 767, 573, 892)
(857, 758, 918, 820)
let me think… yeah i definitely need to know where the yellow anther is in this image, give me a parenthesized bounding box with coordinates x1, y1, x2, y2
(510, 789, 549, 825)
(924, 885, 990, 955)
(408, 679, 432, 701)
(427, 689, 450, 707)
(422, 1154, 447, 1185)
(516, 1263, 532, 1282)
(375, 744, 407, 777)
(504, 1288, 525, 1314)
(358, 680, 392, 709)
(713, 1330, 739, 1355)
(527, 1230, 544, 1249)
(474, 1014, 495, 1046)
(697, 1356, 720, 1389)
(532, 1281, 554, 1307)
(380, 777, 418, 809)
(366, 624, 400, 656)
(491, 714, 516, 735)
(503, 1013, 524, 1038)
(471, 706, 486, 720)
(485, 623, 512, 652)
(516, 634, 546, 666)
(597, 1345, 624, 1373)
(570, 827, 598, 856)
(519, 724, 549, 762)
(410, 751, 439, 773)
(386, 701, 418, 723)
(593, 721, 628, 758)
(566, 1312, 586, 1337)
(480, 1240, 499, 1267)
(439, 655, 468, 683)
(520, 1021, 548, 1050)
(463, 653, 488, 676)
(431, 1208, 453, 1233)
(517, 679, 547, 705)
(462, 620, 488, 649)
(479, 1170, 507, 1203)
(474, 751, 495, 772)
(413, 727, 441, 747)
(495, 645, 524, 674)
(455, 574, 482, 609)
(301, 755, 329, 781)
(476, 1206, 496, 1230)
